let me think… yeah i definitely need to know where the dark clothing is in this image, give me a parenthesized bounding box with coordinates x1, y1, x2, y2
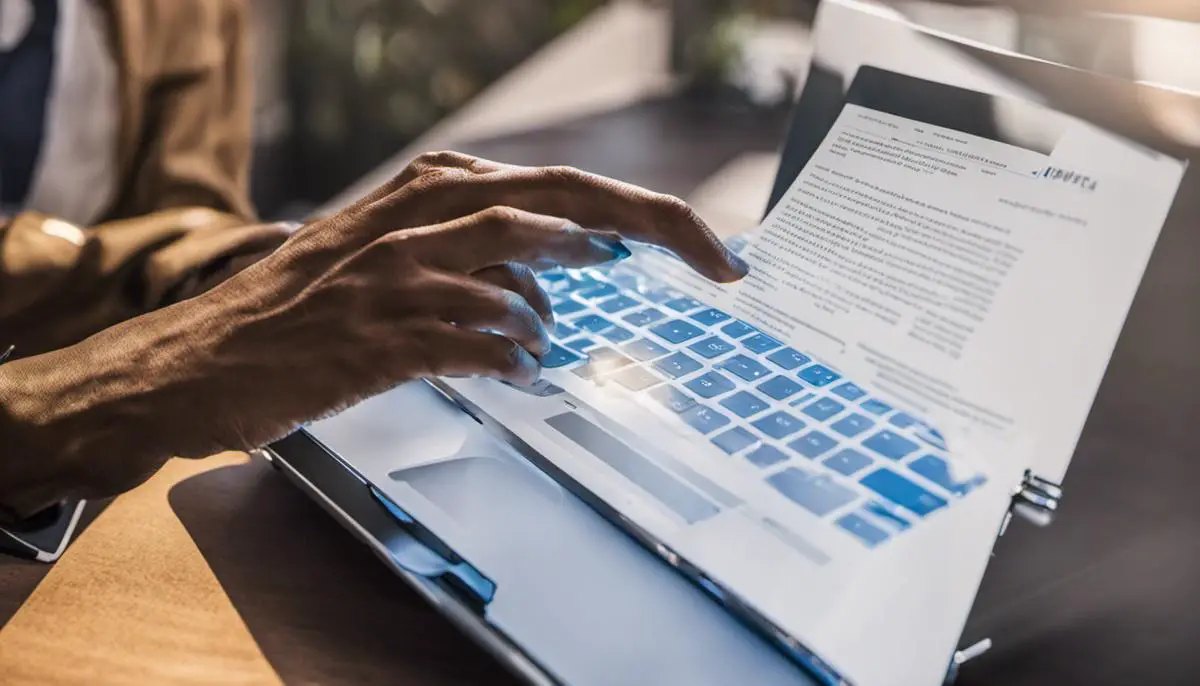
(0, 0, 56, 206)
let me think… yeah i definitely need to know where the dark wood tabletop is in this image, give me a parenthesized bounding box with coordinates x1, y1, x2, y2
(2, 82, 1198, 684)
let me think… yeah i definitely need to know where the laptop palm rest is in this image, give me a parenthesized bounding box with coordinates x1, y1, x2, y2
(312, 383, 814, 686)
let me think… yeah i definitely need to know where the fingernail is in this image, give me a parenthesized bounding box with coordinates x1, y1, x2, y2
(592, 235, 632, 262)
(730, 252, 750, 277)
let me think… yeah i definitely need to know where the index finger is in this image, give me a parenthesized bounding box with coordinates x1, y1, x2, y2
(399, 165, 750, 283)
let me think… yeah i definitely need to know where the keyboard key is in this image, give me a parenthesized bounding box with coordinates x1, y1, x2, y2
(836, 514, 889, 548)
(801, 397, 845, 422)
(622, 338, 669, 362)
(679, 405, 730, 434)
(685, 371, 736, 399)
(541, 344, 582, 369)
(889, 412, 916, 429)
(553, 322, 579, 339)
(862, 430, 920, 461)
(752, 411, 805, 440)
(768, 467, 858, 517)
(913, 425, 948, 451)
(788, 431, 839, 459)
(797, 364, 841, 387)
(642, 287, 679, 304)
(742, 333, 783, 354)
(664, 297, 703, 313)
(907, 455, 986, 496)
(689, 336, 736, 359)
(649, 319, 705, 344)
(598, 295, 640, 314)
(831, 413, 874, 438)
(578, 283, 618, 300)
(720, 321, 757, 339)
(860, 399, 892, 415)
(599, 326, 635, 343)
(623, 308, 666, 327)
(711, 427, 758, 454)
(719, 391, 770, 418)
(758, 375, 803, 400)
(691, 308, 731, 326)
(719, 354, 771, 382)
(864, 501, 911, 531)
(573, 348, 633, 379)
(860, 468, 947, 517)
(653, 351, 703, 379)
(566, 337, 596, 353)
(745, 444, 789, 468)
(823, 448, 873, 476)
(831, 382, 867, 401)
(765, 347, 811, 370)
(552, 300, 586, 317)
(648, 385, 696, 414)
(574, 314, 613, 333)
(611, 365, 663, 391)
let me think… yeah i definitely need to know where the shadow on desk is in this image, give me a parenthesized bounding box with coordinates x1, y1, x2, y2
(168, 457, 520, 686)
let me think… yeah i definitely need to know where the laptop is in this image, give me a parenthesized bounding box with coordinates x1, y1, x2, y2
(266, 2, 1191, 685)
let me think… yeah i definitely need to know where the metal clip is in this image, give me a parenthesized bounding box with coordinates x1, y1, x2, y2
(1012, 471, 1062, 527)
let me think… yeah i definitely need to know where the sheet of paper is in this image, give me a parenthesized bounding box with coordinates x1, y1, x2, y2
(633, 103, 1183, 482)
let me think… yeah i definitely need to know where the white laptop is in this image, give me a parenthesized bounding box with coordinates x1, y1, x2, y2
(267, 3, 1191, 685)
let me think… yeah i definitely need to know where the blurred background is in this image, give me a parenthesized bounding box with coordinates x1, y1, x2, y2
(248, 0, 1198, 219)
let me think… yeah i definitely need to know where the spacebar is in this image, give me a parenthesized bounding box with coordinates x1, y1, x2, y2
(545, 412, 719, 524)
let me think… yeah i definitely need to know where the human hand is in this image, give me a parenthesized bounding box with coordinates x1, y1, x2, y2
(0, 153, 746, 511)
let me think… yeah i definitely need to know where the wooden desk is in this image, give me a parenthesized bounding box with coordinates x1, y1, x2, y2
(3, 85, 1199, 685)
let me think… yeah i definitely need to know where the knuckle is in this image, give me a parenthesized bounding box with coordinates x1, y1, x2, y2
(479, 205, 524, 228)
(542, 165, 586, 186)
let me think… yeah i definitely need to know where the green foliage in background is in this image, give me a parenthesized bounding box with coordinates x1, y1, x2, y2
(287, 0, 603, 200)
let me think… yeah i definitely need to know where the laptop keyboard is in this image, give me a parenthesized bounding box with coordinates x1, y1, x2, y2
(536, 264, 987, 550)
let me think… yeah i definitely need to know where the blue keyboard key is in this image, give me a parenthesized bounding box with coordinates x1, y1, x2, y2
(837, 514, 889, 548)
(862, 430, 919, 461)
(691, 308, 731, 326)
(913, 425, 948, 451)
(768, 467, 858, 517)
(578, 283, 618, 300)
(685, 371, 736, 399)
(765, 347, 811, 370)
(860, 468, 947, 517)
(598, 295, 640, 314)
(600, 326, 635, 343)
(574, 314, 613, 333)
(889, 412, 916, 428)
(552, 300, 586, 317)
(797, 364, 841, 387)
(719, 354, 770, 382)
(908, 455, 986, 496)
(757, 375, 803, 400)
(831, 413, 874, 437)
(752, 411, 805, 440)
(541, 344, 581, 369)
(572, 348, 634, 379)
(720, 321, 757, 339)
(861, 399, 892, 415)
(711, 427, 758, 454)
(548, 275, 596, 293)
(679, 405, 730, 434)
(831, 382, 866, 401)
(653, 351, 703, 379)
(745, 444, 788, 468)
(742, 333, 783, 354)
(642, 287, 679, 304)
(689, 336, 736, 359)
(787, 431, 839, 459)
(719, 391, 770, 418)
(623, 308, 666, 327)
(622, 338, 669, 362)
(648, 385, 696, 414)
(649, 319, 704, 344)
(823, 448, 873, 476)
(801, 397, 845, 422)
(554, 322, 579, 339)
(566, 337, 596, 352)
(664, 297, 703, 313)
(864, 501, 911, 531)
